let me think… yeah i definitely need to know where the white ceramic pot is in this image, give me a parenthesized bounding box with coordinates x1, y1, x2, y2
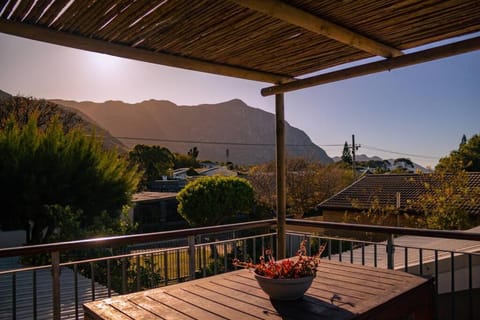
(254, 273, 314, 300)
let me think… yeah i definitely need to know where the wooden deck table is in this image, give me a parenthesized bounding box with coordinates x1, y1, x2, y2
(84, 259, 434, 320)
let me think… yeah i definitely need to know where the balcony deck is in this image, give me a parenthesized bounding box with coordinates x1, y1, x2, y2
(83, 259, 434, 320)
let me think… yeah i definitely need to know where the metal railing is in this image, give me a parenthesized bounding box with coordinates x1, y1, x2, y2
(0, 218, 479, 320)
(286, 219, 480, 320)
(0, 219, 275, 319)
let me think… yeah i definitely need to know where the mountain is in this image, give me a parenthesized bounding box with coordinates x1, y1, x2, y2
(333, 154, 431, 173)
(332, 154, 382, 162)
(52, 99, 332, 165)
(0, 94, 126, 152)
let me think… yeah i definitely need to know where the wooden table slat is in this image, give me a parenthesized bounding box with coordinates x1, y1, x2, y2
(84, 300, 134, 320)
(84, 260, 435, 320)
(145, 290, 226, 320)
(184, 283, 281, 319)
(129, 295, 194, 320)
(108, 299, 160, 320)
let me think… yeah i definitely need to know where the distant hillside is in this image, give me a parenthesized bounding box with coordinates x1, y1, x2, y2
(332, 154, 383, 162)
(0, 94, 126, 152)
(52, 99, 332, 165)
(333, 154, 430, 173)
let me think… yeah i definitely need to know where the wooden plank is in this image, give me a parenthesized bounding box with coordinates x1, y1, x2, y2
(83, 300, 133, 320)
(195, 280, 281, 316)
(310, 277, 376, 301)
(166, 287, 263, 320)
(232, 0, 402, 58)
(185, 283, 279, 319)
(145, 290, 226, 320)
(319, 261, 419, 285)
(207, 271, 358, 318)
(108, 299, 159, 320)
(129, 294, 193, 320)
(262, 36, 480, 96)
(0, 19, 291, 84)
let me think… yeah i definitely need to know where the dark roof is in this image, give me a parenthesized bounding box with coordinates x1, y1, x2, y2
(132, 192, 178, 203)
(318, 173, 480, 215)
(1, 1, 479, 87)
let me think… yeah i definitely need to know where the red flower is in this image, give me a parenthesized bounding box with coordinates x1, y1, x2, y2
(233, 240, 325, 279)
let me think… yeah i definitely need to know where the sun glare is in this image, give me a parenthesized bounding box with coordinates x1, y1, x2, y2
(86, 52, 122, 72)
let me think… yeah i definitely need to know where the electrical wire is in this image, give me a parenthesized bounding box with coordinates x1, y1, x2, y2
(114, 136, 440, 160)
(115, 136, 338, 147)
(362, 145, 440, 160)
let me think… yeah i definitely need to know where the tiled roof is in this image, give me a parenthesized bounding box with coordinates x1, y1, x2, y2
(318, 173, 480, 215)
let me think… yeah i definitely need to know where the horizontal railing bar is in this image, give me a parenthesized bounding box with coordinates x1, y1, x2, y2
(0, 264, 51, 276)
(301, 233, 383, 246)
(0, 219, 276, 258)
(0, 233, 278, 275)
(195, 232, 277, 247)
(286, 219, 480, 241)
(389, 244, 480, 256)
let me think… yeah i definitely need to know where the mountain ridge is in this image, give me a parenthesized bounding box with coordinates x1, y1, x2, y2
(52, 98, 332, 165)
(332, 154, 430, 172)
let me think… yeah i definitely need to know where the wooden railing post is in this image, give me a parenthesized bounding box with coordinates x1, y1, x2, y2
(51, 251, 61, 320)
(387, 234, 395, 269)
(188, 235, 196, 280)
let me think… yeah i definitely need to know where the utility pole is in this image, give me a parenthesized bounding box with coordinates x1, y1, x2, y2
(352, 134, 356, 178)
(351, 134, 361, 179)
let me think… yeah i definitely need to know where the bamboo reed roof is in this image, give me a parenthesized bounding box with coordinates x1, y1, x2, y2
(1, 0, 479, 88)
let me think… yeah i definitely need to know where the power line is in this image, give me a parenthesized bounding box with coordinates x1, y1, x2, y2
(114, 136, 440, 160)
(362, 145, 440, 160)
(115, 136, 330, 147)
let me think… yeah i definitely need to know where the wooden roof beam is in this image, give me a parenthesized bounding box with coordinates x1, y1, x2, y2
(261, 36, 480, 96)
(232, 0, 403, 58)
(0, 19, 292, 84)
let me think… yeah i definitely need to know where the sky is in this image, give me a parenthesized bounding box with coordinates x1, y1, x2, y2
(0, 33, 479, 169)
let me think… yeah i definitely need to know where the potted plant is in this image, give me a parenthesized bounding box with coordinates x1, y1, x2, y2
(233, 240, 326, 300)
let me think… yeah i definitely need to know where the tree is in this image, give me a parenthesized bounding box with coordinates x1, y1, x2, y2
(460, 134, 467, 147)
(188, 146, 199, 159)
(0, 96, 83, 131)
(248, 158, 354, 217)
(128, 144, 174, 189)
(173, 152, 200, 169)
(436, 134, 480, 172)
(177, 176, 254, 226)
(408, 171, 480, 229)
(0, 115, 141, 244)
(341, 141, 352, 164)
(393, 158, 414, 168)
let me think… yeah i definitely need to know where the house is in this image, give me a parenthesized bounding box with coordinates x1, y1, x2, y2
(197, 166, 237, 177)
(172, 168, 190, 179)
(149, 179, 186, 192)
(311, 173, 480, 238)
(131, 192, 188, 233)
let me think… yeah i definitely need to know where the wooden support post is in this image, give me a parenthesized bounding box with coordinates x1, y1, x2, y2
(0, 20, 291, 84)
(275, 93, 286, 260)
(262, 36, 480, 96)
(51, 251, 61, 320)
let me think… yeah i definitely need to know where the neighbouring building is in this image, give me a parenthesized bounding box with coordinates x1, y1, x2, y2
(309, 172, 480, 239)
(131, 192, 188, 233)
